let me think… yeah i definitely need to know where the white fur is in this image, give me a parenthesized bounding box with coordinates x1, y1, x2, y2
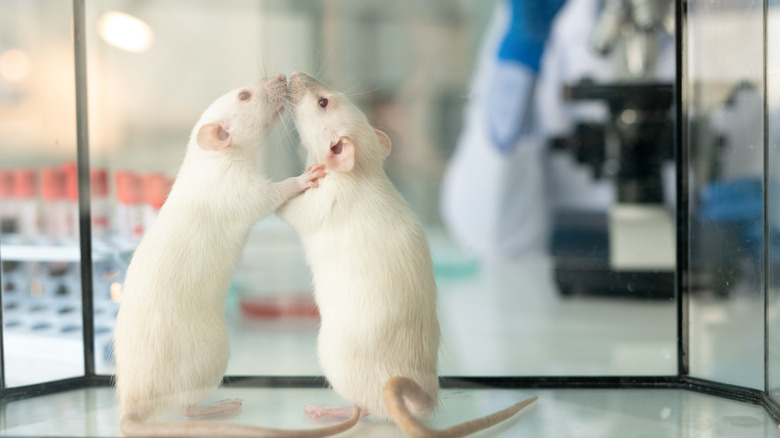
(278, 72, 440, 420)
(113, 75, 313, 423)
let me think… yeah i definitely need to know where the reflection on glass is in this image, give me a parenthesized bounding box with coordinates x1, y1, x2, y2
(85, 0, 678, 378)
(0, 1, 84, 387)
(686, 0, 765, 389)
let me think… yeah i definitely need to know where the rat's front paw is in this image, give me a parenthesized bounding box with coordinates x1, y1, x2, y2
(299, 164, 327, 190)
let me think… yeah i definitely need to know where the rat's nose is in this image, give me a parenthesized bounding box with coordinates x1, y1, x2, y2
(288, 72, 310, 98)
(291, 71, 312, 82)
(273, 73, 286, 83)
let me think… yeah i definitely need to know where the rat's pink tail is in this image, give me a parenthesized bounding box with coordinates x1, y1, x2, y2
(383, 376, 537, 438)
(120, 407, 360, 437)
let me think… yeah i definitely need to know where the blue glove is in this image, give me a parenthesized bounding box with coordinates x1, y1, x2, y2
(698, 177, 763, 257)
(486, 0, 566, 154)
(698, 178, 762, 223)
(498, 0, 567, 71)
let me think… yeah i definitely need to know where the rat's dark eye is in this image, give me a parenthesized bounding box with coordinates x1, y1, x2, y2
(318, 97, 329, 108)
(239, 90, 251, 101)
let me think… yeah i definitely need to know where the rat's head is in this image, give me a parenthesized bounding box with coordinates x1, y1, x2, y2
(288, 72, 391, 174)
(191, 74, 287, 157)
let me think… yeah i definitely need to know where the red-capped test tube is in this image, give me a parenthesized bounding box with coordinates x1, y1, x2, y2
(115, 171, 144, 243)
(62, 162, 80, 240)
(40, 167, 69, 243)
(12, 169, 39, 242)
(0, 171, 16, 235)
(91, 169, 110, 240)
(141, 173, 171, 231)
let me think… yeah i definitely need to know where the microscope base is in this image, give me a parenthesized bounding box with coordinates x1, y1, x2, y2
(552, 209, 675, 300)
(555, 257, 675, 300)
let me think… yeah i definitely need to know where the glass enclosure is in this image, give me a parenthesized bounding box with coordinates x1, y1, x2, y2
(0, 0, 84, 387)
(1, 0, 780, 434)
(1, 0, 682, 383)
(686, 0, 766, 390)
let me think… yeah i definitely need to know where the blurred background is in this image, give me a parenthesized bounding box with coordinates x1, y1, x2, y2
(0, 0, 776, 409)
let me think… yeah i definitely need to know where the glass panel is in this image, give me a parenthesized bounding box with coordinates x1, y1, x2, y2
(768, 2, 780, 402)
(0, 0, 85, 387)
(686, 0, 765, 389)
(91, 0, 677, 379)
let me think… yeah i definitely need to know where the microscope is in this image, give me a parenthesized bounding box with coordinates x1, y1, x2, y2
(551, 0, 676, 299)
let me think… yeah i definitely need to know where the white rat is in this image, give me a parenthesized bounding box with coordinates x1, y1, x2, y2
(113, 74, 359, 437)
(277, 71, 537, 437)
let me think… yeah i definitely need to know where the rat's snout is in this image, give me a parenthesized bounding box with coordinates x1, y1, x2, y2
(290, 71, 308, 81)
(290, 71, 316, 86)
(289, 71, 316, 102)
(271, 73, 286, 85)
(263, 73, 288, 103)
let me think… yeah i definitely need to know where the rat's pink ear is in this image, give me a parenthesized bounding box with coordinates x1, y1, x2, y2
(196, 121, 232, 151)
(325, 137, 355, 173)
(375, 129, 391, 158)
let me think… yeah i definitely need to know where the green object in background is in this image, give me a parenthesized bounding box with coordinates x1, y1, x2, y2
(428, 229, 481, 279)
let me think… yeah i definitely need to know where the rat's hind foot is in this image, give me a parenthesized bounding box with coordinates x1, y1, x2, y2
(183, 398, 243, 418)
(303, 404, 366, 419)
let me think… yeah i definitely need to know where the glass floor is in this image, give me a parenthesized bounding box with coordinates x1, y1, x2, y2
(0, 386, 775, 437)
